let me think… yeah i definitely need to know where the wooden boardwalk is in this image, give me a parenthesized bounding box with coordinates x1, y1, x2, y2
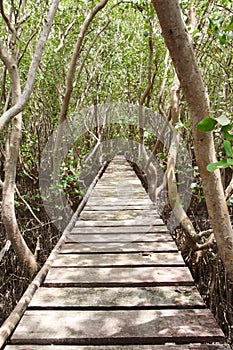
(3, 156, 230, 349)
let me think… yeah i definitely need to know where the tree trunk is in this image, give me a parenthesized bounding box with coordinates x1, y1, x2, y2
(0, 50, 37, 277)
(59, 0, 109, 124)
(0, 0, 60, 277)
(152, 0, 233, 280)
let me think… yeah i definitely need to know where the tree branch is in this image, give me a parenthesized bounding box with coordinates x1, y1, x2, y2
(225, 172, 233, 200)
(0, 0, 60, 132)
(59, 0, 109, 124)
(0, 0, 16, 34)
(15, 186, 42, 224)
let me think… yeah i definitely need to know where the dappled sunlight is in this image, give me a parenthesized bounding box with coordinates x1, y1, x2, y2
(12, 309, 224, 344)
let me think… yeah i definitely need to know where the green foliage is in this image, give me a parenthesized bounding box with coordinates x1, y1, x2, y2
(198, 117, 233, 172)
(0, 0, 232, 213)
(197, 117, 218, 132)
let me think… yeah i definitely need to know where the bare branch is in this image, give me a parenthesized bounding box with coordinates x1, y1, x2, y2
(139, 19, 154, 146)
(144, 112, 171, 172)
(55, 19, 76, 53)
(158, 50, 171, 118)
(74, 19, 111, 88)
(225, 172, 233, 200)
(15, 186, 42, 224)
(59, 0, 109, 124)
(0, 240, 11, 263)
(18, 29, 39, 63)
(195, 233, 215, 251)
(16, 13, 30, 27)
(0, 0, 16, 34)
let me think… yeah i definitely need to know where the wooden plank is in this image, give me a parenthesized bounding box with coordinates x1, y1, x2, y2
(5, 345, 232, 350)
(95, 182, 143, 188)
(89, 194, 148, 200)
(75, 218, 165, 226)
(84, 205, 156, 211)
(43, 266, 194, 287)
(86, 199, 153, 206)
(91, 183, 146, 190)
(94, 185, 142, 190)
(52, 252, 185, 267)
(10, 309, 225, 345)
(60, 241, 178, 253)
(66, 233, 173, 243)
(89, 192, 148, 198)
(91, 182, 145, 188)
(29, 286, 204, 309)
(71, 225, 169, 233)
(80, 210, 159, 221)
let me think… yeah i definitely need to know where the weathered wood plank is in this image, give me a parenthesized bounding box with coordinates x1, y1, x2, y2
(91, 182, 146, 188)
(66, 233, 173, 243)
(61, 241, 178, 253)
(75, 219, 165, 226)
(52, 252, 185, 267)
(43, 266, 194, 287)
(4, 345, 232, 350)
(86, 199, 153, 206)
(10, 309, 225, 345)
(89, 193, 148, 199)
(80, 210, 159, 221)
(89, 182, 148, 189)
(84, 205, 156, 211)
(71, 225, 169, 233)
(29, 286, 204, 309)
(90, 183, 147, 190)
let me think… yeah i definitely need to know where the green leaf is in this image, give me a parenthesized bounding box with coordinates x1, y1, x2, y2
(221, 125, 233, 140)
(214, 26, 219, 37)
(207, 159, 229, 172)
(221, 125, 232, 132)
(227, 158, 233, 165)
(224, 140, 233, 157)
(226, 16, 233, 31)
(216, 115, 230, 126)
(224, 132, 233, 141)
(219, 34, 227, 45)
(208, 18, 214, 29)
(197, 118, 217, 132)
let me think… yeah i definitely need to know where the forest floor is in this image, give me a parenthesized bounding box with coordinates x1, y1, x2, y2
(0, 173, 233, 348)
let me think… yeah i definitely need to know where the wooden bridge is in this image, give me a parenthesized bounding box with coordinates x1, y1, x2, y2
(1, 156, 231, 349)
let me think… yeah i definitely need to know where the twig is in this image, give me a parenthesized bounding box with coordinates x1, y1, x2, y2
(225, 172, 233, 200)
(195, 233, 215, 251)
(0, 0, 16, 35)
(0, 240, 11, 263)
(15, 186, 42, 224)
(55, 19, 76, 53)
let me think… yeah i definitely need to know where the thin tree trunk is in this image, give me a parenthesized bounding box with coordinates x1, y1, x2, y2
(59, 0, 109, 125)
(152, 0, 233, 280)
(0, 0, 60, 276)
(166, 75, 199, 246)
(0, 50, 37, 277)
